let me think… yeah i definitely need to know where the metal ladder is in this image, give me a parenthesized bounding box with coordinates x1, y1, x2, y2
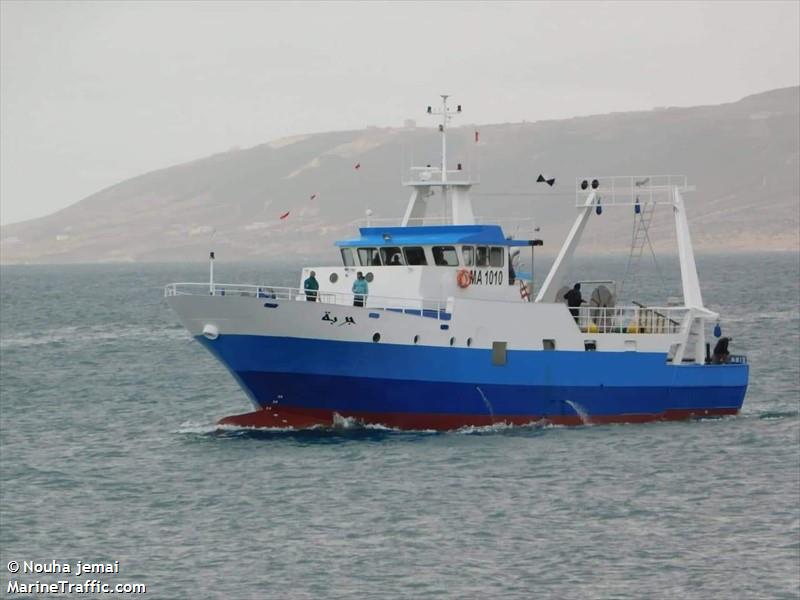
(618, 200, 657, 302)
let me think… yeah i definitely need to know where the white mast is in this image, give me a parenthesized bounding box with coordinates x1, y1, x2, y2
(209, 251, 215, 295)
(440, 94, 448, 184)
(535, 192, 596, 303)
(401, 96, 474, 226)
(673, 186, 703, 308)
(428, 94, 453, 182)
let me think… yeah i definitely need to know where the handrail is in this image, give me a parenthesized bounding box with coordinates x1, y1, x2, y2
(166, 282, 691, 333)
(574, 174, 693, 208)
(353, 216, 537, 230)
(632, 300, 681, 328)
(573, 305, 688, 335)
(401, 166, 478, 186)
(165, 283, 453, 320)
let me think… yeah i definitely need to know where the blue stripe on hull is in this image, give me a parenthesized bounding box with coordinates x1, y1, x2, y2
(198, 335, 748, 418)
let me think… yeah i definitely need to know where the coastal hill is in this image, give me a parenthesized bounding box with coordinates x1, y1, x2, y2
(1, 86, 797, 263)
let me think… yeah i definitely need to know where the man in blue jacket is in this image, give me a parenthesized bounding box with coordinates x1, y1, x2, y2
(352, 272, 368, 307)
(303, 271, 319, 302)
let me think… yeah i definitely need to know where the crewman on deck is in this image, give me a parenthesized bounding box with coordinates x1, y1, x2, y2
(712, 337, 731, 364)
(303, 271, 319, 302)
(564, 283, 586, 323)
(352, 272, 368, 307)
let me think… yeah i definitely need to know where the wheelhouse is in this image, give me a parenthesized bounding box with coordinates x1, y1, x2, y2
(335, 225, 528, 271)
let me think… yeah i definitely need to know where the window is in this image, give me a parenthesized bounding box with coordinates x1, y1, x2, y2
(357, 248, 381, 266)
(403, 246, 427, 265)
(432, 246, 459, 266)
(475, 246, 489, 267)
(340, 248, 355, 267)
(543, 339, 556, 351)
(492, 341, 507, 365)
(462, 246, 475, 266)
(584, 340, 597, 351)
(489, 247, 504, 267)
(380, 247, 404, 266)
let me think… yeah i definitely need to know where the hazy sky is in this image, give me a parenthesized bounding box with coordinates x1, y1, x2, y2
(1, 1, 798, 225)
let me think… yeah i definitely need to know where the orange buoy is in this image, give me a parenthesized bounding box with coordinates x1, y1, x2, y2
(456, 269, 472, 289)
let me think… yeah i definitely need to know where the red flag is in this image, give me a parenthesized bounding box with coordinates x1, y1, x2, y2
(279, 211, 290, 220)
(310, 194, 317, 201)
(354, 162, 361, 170)
(474, 130, 480, 143)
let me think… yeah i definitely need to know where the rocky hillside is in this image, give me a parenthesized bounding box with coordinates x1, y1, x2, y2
(2, 87, 798, 263)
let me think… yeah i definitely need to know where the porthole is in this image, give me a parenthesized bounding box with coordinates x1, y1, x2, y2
(365, 272, 374, 282)
(466, 337, 473, 347)
(449, 337, 455, 346)
(413, 335, 420, 344)
(329, 272, 339, 283)
(372, 332, 381, 343)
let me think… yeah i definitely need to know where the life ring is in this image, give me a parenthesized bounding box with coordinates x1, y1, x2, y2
(456, 269, 472, 289)
(519, 281, 530, 301)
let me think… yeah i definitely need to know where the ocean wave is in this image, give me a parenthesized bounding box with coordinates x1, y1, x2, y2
(175, 420, 296, 436)
(175, 416, 563, 439)
(453, 420, 554, 434)
(723, 308, 800, 324)
(0, 323, 190, 349)
(755, 410, 800, 420)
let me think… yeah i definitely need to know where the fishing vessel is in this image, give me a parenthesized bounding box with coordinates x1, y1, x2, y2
(165, 96, 748, 430)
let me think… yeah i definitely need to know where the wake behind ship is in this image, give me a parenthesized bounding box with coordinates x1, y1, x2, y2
(166, 96, 748, 430)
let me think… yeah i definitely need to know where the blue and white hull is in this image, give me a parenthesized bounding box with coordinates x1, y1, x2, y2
(166, 99, 748, 430)
(168, 292, 748, 429)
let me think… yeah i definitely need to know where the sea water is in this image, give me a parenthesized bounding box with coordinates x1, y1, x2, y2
(1, 254, 798, 599)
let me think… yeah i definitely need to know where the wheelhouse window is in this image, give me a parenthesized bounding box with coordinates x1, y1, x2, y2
(403, 246, 427, 265)
(380, 247, 404, 265)
(340, 248, 355, 267)
(475, 246, 489, 267)
(432, 246, 459, 266)
(462, 246, 474, 266)
(357, 247, 382, 266)
(489, 246, 504, 267)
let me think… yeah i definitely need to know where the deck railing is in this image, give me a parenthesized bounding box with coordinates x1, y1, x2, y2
(574, 305, 688, 335)
(574, 174, 693, 207)
(401, 166, 479, 186)
(164, 283, 453, 321)
(166, 283, 689, 333)
(354, 215, 537, 231)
